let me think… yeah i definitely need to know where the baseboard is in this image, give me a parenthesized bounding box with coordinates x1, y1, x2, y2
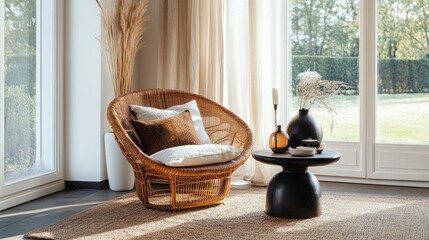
(0, 180, 65, 211)
(65, 179, 110, 190)
(317, 175, 429, 188)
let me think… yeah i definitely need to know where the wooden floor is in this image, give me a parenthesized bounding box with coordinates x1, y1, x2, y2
(1, 182, 429, 239)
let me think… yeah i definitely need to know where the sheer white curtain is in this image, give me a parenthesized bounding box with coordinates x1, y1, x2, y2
(223, 0, 287, 185)
(157, 0, 224, 102)
(156, 0, 287, 185)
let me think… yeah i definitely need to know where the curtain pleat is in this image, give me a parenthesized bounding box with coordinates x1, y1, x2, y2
(158, 0, 223, 103)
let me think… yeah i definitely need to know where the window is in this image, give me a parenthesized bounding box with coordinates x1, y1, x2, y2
(290, 0, 360, 141)
(0, 0, 62, 210)
(289, 0, 429, 144)
(287, 0, 429, 181)
(377, 0, 429, 144)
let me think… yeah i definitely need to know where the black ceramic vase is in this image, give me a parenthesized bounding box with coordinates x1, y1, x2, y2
(286, 109, 323, 148)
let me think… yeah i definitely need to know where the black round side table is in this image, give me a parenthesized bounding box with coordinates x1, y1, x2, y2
(252, 149, 341, 219)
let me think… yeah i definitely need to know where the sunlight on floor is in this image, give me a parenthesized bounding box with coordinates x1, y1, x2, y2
(0, 201, 105, 219)
(275, 199, 409, 233)
(1, 235, 24, 240)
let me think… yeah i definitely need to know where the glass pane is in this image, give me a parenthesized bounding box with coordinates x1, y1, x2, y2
(290, 0, 360, 141)
(4, 0, 39, 182)
(377, 0, 429, 144)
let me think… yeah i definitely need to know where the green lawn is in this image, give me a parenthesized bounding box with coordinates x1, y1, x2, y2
(289, 93, 429, 144)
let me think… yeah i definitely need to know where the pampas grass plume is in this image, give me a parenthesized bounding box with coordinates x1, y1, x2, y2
(97, 0, 149, 96)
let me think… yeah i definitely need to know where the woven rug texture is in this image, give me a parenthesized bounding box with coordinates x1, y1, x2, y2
(25, 187, 429, 240)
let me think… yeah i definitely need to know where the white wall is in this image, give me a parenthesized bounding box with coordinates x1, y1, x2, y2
(63, 0, 159, 182)
(64, 0, 107, 182)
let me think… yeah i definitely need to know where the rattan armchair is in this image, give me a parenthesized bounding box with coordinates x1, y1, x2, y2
(107, 89, 253, 210)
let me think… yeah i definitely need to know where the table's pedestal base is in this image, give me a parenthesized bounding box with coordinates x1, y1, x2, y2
(265, 169, 321, 218)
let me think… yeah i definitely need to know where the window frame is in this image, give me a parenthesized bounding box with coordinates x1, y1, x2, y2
(0, 0, 63, 211)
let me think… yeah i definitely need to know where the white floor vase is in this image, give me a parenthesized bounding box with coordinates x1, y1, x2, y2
(105, 132, 134, 191)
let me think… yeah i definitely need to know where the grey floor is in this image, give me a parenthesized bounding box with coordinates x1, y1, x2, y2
(1, 182, 429, 239)
(0, 189, 129, 239)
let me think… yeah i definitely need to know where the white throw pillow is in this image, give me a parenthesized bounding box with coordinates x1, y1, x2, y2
(130, 100, 211, 144)
(150, 144, 241, 167)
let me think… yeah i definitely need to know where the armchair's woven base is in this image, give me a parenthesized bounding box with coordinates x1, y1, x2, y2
(142, 174, 231, 210)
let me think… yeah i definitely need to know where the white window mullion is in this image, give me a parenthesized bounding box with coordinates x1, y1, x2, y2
(36, 0, 42, 168)
(0, 0, 5, 189)
(54, 0, 64, 180)
(362, 0, 377, 178)
(40, 0, 53, 171)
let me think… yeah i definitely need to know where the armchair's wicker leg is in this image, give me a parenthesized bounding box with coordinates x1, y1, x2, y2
(170, 176, 177, 210)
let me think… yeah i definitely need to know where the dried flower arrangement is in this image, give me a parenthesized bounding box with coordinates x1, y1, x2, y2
(97, 0, 149, 96)
(296, 70, 348, 115)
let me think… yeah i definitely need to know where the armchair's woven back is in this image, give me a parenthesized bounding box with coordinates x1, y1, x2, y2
(111, 88, 250, 148)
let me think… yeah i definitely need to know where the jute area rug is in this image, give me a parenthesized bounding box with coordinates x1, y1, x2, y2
(25, 187, 429, 240)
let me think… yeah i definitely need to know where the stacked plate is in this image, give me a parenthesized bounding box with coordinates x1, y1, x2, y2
(289, 146, 316, 156)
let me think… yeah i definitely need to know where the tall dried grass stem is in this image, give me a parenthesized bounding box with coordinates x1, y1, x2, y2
(97, 0, 149, 97)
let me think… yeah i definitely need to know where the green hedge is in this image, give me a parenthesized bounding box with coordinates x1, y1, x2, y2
(378, 59, 429, 93)
(292, 56, 429, 94)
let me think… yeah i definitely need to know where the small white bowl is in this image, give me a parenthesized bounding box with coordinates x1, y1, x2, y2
(289, 147, 316, 156)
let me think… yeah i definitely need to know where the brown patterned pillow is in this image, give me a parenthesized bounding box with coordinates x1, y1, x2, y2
(131, 110, 201, 155)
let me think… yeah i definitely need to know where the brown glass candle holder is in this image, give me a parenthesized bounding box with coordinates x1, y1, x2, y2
(269, 125, 289, 153)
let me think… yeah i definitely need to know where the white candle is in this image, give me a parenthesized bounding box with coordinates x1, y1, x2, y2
(272, 88, 279, 105)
